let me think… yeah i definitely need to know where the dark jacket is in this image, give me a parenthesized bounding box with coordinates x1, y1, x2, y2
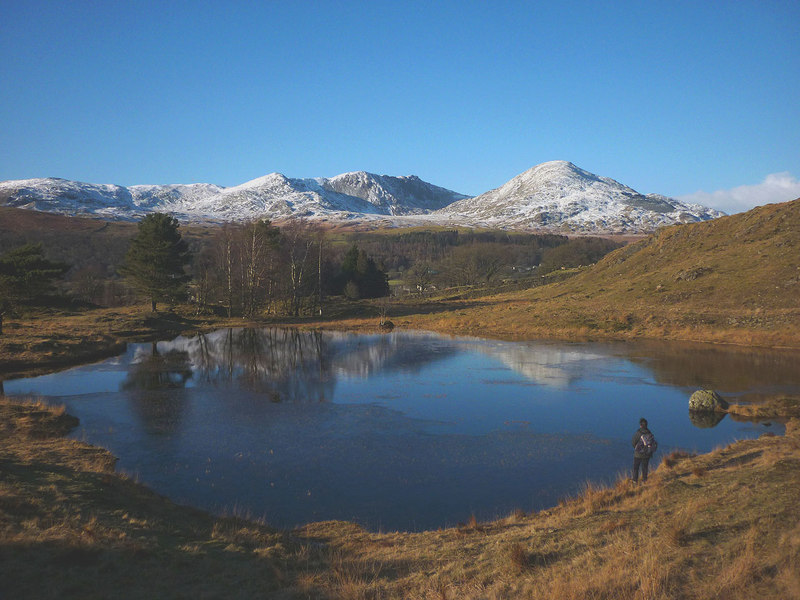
(632, 426, 652, 459)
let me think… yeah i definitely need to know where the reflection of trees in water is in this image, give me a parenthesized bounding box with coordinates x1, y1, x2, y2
(192, 328, 336, 403)
(174, 328, 458, 402)
(122, 342, 191, 435)
(123, 342, 192, 390)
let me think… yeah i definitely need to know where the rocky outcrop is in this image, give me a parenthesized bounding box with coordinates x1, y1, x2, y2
(689, 389, 729, 412)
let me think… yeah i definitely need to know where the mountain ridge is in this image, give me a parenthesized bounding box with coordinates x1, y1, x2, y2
(437, 161, 723, 231)
(0, 161, 723, 233)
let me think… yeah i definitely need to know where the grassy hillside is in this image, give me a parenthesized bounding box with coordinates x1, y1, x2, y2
(2, 398, 798, 598)
(393, 199, 800, 347)
(564, 197, 799, 312)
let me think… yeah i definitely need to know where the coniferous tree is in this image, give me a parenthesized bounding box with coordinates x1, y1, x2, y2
(0, 243, 69, 335)
(337, 244, 389, 299)
(0, 243, 69, 305)
(119, 213, 192, 312)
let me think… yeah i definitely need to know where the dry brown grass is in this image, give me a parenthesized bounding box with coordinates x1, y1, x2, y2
(661, 449, 695, 469)
(662, 497, 710, 550)
(726, 396, 800, 418)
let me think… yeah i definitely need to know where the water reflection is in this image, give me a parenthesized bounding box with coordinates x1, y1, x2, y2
(4, 328, 799, 531)
(151, 328, 458, 401)
(153, 328, 602, 395)
(688, 410, 726, 428)
(621, 340, 800, 398)
(122, 342, 192, 435)
(123, 342, 193, 390)
(186, 328, 336, 402)
(465, 342, 605, 388)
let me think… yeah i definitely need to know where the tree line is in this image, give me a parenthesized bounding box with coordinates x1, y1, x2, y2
(0, 213, 623, 327)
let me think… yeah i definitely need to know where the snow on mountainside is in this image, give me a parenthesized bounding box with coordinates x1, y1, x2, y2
(0, 162, 724, 233)
(319, 172, 468, 214)
(434, 161, 725, 232)
(0, 172, 466, 223)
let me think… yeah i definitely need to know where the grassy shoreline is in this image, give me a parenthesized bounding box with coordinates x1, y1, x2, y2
(1, 396, 798, 598)
(2, 290, 798, 382)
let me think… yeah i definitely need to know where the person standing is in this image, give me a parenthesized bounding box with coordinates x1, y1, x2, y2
(632, 418, 657, 483)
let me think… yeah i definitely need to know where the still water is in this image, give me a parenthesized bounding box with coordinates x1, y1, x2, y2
(5, 328, 799, 531)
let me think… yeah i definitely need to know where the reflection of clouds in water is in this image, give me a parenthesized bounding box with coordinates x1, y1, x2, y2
(462, 341, 605, 388)
(328, 333, 455, 379)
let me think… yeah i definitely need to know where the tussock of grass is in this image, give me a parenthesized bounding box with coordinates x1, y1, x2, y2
(661, 449, 695, 469)
(726, 396, 800, 418)
(506, 542, 530, 573)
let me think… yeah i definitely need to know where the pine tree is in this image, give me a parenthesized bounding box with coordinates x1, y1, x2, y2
(0, 243, 69, 335)
(0, 243, 69, 304)
(337, 244, 388, 299)
(119, 213, 192, 312)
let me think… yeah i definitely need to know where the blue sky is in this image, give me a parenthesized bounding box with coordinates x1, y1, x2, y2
(1, 0, 798, 213)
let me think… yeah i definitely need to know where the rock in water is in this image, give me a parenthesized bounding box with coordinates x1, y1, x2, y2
(689, 389, 729, 412)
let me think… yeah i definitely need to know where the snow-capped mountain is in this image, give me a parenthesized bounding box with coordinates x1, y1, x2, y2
(0, 161, 725, 232)
(320, 172, 467, 214)
(433, 161, 725, 232)
(0, 171, 467, 223)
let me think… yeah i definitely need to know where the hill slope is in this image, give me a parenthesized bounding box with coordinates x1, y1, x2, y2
(405, 198, 800, 347)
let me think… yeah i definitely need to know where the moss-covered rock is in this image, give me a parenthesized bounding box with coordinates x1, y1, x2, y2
(689, 389, 729, 412)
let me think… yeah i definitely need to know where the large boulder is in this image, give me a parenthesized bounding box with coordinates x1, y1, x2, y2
(689, 389, 729, 412)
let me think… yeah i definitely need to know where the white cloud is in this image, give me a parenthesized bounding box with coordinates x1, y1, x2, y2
(678, 172, 800, 214)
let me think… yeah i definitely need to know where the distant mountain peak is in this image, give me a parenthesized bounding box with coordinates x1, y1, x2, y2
(0, 162, 724, 233)
(436, 161, 724, 232)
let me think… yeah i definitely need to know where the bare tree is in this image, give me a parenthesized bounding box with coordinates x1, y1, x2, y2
(239, 220, 280, 318)
(408, 262, 434, 296)
(281, 219, 315, 317)
(316, 226, 326, 316)
(213, 224, 238, 317)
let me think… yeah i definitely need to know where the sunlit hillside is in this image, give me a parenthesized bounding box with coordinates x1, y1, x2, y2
(403, 199, 800, 347)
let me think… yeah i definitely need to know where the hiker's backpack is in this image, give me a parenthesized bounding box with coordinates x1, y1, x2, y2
(636, 432, 658, 456)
